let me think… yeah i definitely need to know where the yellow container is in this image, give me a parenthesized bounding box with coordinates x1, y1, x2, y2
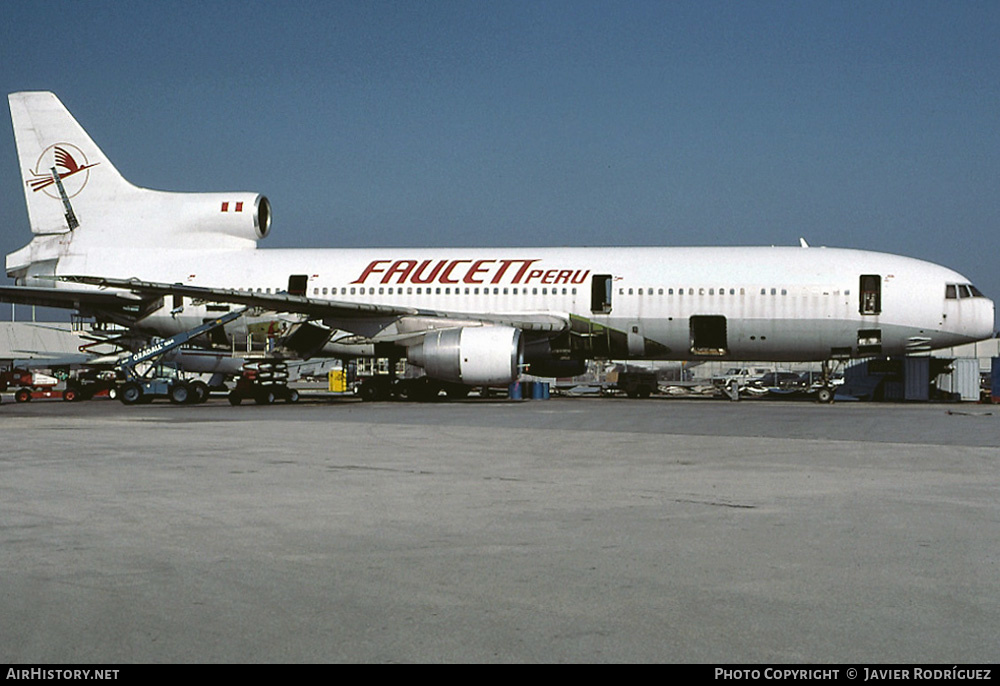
(328, 369, 346, 393)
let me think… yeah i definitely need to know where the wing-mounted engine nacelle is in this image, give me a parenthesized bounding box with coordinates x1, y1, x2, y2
(408, 326, 523, 386)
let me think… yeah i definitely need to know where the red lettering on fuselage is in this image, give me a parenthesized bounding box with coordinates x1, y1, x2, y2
(381, 259, 417, 284)
(463, 259, 495, 284)
(511, 260, 539, 284)
(350, 258, 576, 286)
(350, 260, 390, 284)
(411, 259, 448, 284)
(439, 260, 471, 284)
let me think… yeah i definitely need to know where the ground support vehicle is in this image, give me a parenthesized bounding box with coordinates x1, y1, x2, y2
(387, 376, 475, 402)
(710, 367, 770, 388)
(551, 367, 683, 398)
(614, 370, 658, 399)
(12, 387, 64, 403)
(116, 307, 249, 405)
(3, 369, 62, 403)
(228, 361, 299, 405)
(63, 369, 120, 401)
(118, 370, 210, 406)
(0, 368, 37, 392)
(352, 357, 473, 402)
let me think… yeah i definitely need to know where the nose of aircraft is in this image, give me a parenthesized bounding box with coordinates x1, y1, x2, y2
(976, 295, 997, 340)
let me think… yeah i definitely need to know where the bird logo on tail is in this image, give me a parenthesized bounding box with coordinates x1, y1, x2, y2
(26, 143, 100, 198)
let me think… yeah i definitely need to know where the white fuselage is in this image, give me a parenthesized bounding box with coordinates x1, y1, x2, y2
(53, 244, 996, 362)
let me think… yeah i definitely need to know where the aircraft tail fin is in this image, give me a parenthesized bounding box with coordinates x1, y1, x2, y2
(9, 91, 132, 236)
(7, 91, 270, 270)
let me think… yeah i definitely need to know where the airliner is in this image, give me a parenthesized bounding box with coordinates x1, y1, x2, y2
(1, 92, 994, 400)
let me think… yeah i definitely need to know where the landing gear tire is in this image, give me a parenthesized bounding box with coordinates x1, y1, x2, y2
(358, 380, 379, 402)
(359, 379, 393, 402)
(816, 386, 834, 404)
(392, 379, 412, 401)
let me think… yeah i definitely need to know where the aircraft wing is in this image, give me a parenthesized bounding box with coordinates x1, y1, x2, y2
(0, 284, 146, 309)
(58, 275, 571, 335)
(60, 275, 418, 318)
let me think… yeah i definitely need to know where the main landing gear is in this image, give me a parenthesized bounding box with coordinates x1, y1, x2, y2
(357, 376, 473, 402)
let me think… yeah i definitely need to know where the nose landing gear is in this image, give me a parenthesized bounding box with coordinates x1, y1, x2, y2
(816, 359, 843, 404)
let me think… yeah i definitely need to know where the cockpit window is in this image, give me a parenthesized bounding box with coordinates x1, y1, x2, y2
(947, 283, 986, 299)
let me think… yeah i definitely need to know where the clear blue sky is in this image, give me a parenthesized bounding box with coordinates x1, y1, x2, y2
(2, 1, 999, 319)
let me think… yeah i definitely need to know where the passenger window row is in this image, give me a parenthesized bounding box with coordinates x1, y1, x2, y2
(307, 286, 579, 297)
(618, 287, 846, 297)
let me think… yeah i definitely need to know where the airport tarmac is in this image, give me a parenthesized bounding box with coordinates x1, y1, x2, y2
(1, 395, 998, 663)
